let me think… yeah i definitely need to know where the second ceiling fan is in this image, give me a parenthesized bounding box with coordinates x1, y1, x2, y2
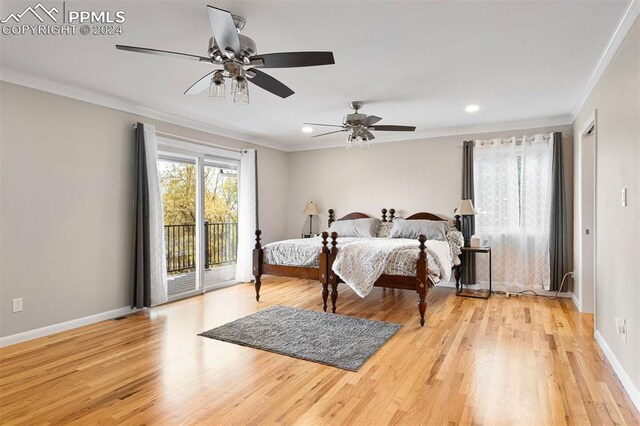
(116, 5, 335, 104)
(305, 101, 417, 148)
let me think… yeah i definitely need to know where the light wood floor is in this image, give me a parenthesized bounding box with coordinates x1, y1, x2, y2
(1, 277, 638, 425)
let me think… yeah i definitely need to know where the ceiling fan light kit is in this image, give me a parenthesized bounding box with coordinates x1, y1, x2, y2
(305, 101, 417, 149)
(115, 5, 335, 105)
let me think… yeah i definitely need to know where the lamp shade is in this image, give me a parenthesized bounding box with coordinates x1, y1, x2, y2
(457, 199, 477, 215)
(303, 201, 319, 216)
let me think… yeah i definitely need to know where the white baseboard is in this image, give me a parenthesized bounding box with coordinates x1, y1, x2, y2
(0, 306, 139, 348)
(595, 330, 640, 412)
(437, 281, 573, 299)
(572, 292, 582, 311)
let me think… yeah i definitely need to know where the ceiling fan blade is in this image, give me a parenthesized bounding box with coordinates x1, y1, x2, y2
(246, 68, 294, 98)
(362, 129, 376, 141)
(312, 130, 347, 138)
(116, 45, 210, 62)
(361, 115, 382, 127)
(184, 71, 215, 95)
(303, 122, 344, 128)
(368, 125, 417, 132)
(207, 5, 241, 58)
(250, 52, 335, 68)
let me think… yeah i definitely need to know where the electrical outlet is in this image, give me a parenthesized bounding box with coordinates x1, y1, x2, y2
(12, 298, 23, 313)
(615, 318, 627, 343)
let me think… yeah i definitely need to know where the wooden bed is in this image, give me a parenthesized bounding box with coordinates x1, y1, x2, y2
(252, 209, 461, 327)
(325, 210, 461, 326)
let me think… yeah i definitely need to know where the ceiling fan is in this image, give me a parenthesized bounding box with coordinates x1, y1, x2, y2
(304, 101, 417, 148)
(115, 5, 335, 104)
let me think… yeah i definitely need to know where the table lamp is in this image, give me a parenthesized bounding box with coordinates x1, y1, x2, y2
(457, 199, 477, 247)
(303, 201, 319, 235)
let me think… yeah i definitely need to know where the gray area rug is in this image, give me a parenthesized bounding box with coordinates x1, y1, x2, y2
(199, 305, 402, 371)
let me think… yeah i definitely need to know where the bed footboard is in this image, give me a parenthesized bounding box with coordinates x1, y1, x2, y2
(327, 233, 430, 327)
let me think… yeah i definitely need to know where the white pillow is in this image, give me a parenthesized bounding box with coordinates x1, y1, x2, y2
(388, 219, 448, 241)
(327, 218, 380, 238)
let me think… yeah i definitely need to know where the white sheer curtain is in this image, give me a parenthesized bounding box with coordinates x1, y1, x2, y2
(236, 149, 258, 282)
(474, 134, 553, 290)
(143, 123, 168, 305)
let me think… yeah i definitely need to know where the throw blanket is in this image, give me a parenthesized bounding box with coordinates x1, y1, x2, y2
(332, 239, 452, 297)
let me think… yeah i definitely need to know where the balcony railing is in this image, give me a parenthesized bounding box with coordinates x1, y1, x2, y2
(165, 222, 238, 274)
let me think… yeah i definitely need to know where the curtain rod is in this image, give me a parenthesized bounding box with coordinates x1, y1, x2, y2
(132, 123, 244, 153)
(458, 133, 555, 148)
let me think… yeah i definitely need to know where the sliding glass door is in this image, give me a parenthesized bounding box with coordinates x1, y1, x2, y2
(157, 138, 240, 300)
(203, 159, 238, 288)
(159, 157, 198, 297)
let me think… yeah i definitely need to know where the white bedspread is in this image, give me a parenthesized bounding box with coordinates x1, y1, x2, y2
(331, 239, 452, 297)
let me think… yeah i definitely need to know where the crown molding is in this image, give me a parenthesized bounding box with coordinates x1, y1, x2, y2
(0, 67, 292, 152)
(2, 67, 570, 153)
(571, 0, 639, 122)
(290, 115, 572, 151)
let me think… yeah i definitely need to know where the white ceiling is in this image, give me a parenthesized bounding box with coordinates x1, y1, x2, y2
(0, 0, 630, 150)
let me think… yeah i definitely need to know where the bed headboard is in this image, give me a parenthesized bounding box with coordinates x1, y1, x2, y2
(327, 209, 461, 231)
(406, 212, 462, 231)
(405, 212, 446, 221)
(327, 208, 395, 226)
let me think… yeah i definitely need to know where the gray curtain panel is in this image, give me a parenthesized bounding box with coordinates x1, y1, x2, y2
(461, 140, 476, 284)
(549, 132, 568, 291)
(133, 123, 151, 308)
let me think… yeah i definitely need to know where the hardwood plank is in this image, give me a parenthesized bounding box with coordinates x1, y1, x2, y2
(0, 277, 638, 425)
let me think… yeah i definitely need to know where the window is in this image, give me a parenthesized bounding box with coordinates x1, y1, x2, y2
(473, 135, 553, 290)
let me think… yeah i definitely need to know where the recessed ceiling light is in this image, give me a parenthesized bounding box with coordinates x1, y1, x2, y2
(302, 126, 313, 133)
(465, 104, 480, 113)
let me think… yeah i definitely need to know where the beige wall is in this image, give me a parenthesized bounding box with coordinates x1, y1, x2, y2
(286, 126, 574, 249)
(0, 84, 578, 339)
(0, 82, 288, 337)
(573, 17, 640, 395)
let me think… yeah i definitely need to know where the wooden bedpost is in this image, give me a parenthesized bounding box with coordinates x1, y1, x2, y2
(329, 232, 339, 313)
(389, 209, 396, 222)
(416, 234, 428, 327)
(381, 208, 388, 222)
(454, 214, 462, 231)
(252, 230, 263, 301)
(328, 209, 335, 226)
(319, 232, 330, 312)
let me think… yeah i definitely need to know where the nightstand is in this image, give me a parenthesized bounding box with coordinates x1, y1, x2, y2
(457, 246, 492, 299)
